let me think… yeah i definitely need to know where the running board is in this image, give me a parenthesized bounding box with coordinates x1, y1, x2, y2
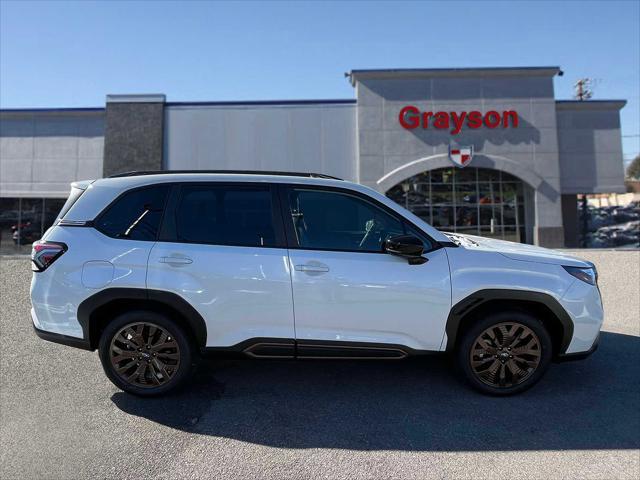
(204, 338, 417, 360)
(296, 342, 408, 360)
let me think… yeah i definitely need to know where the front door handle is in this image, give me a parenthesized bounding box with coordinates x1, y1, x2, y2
(295, 263, 329, 273)
(159, 256, 193, 266)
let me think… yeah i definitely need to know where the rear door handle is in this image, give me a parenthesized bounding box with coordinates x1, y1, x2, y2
(159, 256, 193, 265)
(295, 263, 329, 273)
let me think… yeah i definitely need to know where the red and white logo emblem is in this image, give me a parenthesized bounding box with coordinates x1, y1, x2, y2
(449, 145, 474, 168)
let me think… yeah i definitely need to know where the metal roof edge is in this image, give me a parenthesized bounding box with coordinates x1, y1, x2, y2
(0, 107, 105, 114)
(165, 99, 356, 107)
(555, 100, 627, 110)
(106, 94, 166, 103)
(348, 66, 561, 85)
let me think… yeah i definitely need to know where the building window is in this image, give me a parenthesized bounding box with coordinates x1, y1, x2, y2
(0, 198, 66, 255)
(386, 167, 526, 243)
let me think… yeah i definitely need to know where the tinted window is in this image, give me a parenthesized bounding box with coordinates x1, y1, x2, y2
(288, 189, 408, 252)
(175, 185, 277, 247)
(57, 186, 86, 221)
(96, 185, 169, 241)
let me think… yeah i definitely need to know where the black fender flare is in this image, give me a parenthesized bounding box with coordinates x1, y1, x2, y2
(444, 289, 574, 354)
(77, 288, 208, 349)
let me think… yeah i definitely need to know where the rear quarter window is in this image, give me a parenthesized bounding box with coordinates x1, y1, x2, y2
(57, 186, 86, 221)
(95, 185, 169, 241)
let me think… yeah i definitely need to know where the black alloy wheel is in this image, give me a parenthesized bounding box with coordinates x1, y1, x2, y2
(457, 311, 552, 395)
(469, 322, 541, 388)
(109, 322, 181, 388)
(99, 311, 195, 396)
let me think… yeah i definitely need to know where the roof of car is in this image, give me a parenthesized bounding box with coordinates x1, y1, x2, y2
(92, 170, 349, 190)
(108, 170, 342, 180)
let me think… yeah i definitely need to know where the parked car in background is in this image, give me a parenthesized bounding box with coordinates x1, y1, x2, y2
(580, 201, 640, 248)
(12, 222, 40, 245)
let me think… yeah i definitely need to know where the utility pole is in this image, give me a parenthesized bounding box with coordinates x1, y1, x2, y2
(574, 78, 594, 101)
(574, 78, 596, 246)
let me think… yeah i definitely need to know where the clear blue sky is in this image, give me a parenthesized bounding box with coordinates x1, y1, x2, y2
(1, 0, 638, 163)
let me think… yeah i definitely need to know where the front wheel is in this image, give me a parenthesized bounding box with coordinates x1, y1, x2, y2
(457, 311, 552, 395)
(98, 311, 195, 396)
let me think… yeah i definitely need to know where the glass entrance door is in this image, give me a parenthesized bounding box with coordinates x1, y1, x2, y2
(386, 167, 527, 243)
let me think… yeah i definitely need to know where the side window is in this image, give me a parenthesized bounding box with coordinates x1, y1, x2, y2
(95, 185, 169, 241)
(287, 188, 406, 252)
(175, 185, 277, 247)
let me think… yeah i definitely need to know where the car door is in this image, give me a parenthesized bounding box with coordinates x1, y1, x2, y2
(147, 183, 295, 352)
(282, 185, 451, 355)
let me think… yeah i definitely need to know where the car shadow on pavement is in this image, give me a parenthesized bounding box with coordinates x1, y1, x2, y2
(111, 331, 640, 451)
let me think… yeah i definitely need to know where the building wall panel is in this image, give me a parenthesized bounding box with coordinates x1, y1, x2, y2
(0, 111, 104, 198)
(164, 104, 357, 181)
(556, 105, 626, 194)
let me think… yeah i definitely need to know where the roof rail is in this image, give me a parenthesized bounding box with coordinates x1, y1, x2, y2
(108, 170, 343, 180)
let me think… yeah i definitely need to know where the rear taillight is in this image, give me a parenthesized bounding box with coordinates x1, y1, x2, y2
(31, 241, 67, 272)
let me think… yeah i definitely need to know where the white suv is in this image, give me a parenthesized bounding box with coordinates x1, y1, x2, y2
(30, 171, 602, 396)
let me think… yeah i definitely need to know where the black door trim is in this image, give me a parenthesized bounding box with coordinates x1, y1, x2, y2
(296, 340, 411, 359)
(202, 337, 296, 358)
(201, 338, 437, 359)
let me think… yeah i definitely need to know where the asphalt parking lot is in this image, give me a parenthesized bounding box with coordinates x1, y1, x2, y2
(1, 255, 639, 479)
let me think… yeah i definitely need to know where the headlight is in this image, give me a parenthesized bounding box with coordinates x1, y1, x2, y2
(563, 265, 597, 285)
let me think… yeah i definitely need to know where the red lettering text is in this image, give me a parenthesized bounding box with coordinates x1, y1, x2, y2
(484, 110, 501, 128)
(397, 107, 519, 133)
(502, 110, 519, 128)
(467, 111, 483, 129)
(434, 111, 449, 129)
(399, 106, 420, 129)
(450, 111, 467, 134)
(421, 111, 433, 128)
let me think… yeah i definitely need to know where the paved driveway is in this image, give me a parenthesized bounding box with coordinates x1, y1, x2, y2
(1, 257, 638, 479)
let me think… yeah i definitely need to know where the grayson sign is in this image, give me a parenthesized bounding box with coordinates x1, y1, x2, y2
(398, 106, 519, 134)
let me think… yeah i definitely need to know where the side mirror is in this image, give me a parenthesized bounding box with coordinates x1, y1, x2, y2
(384, 235, 428, 265)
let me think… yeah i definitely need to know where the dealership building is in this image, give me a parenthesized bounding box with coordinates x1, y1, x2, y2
(0, 66, 627, 252)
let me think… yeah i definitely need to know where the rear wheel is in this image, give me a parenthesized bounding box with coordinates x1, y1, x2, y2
(98, 311, 195, 396)
(457, 311, 552, 395)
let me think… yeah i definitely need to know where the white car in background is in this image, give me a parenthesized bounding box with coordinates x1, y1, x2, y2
(30, 171, 602, 396)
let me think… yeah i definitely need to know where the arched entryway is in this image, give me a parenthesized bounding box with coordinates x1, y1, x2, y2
(386, 167, 531, 243)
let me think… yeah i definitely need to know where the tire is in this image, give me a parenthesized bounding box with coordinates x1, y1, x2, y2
(456, 311, 552, 396)
(98, 310, 196, 397)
